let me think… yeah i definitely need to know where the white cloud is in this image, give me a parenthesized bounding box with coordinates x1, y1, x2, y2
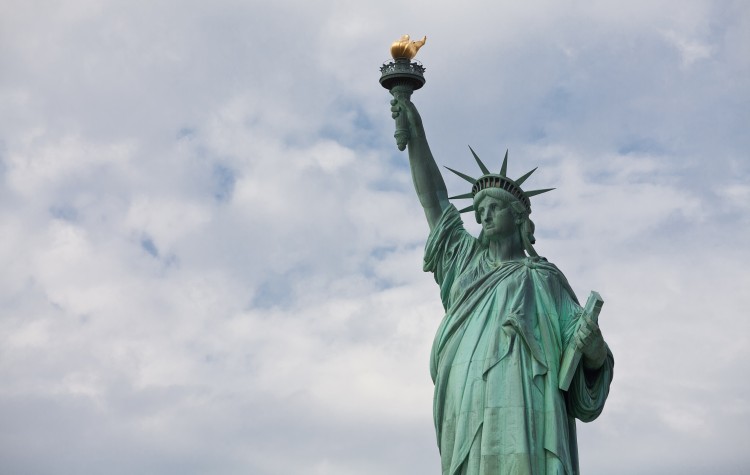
(0, 1, 748, 474)
(661, 29, 714, 67)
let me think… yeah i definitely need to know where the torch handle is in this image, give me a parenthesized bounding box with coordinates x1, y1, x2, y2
(390, 84, 414, 151)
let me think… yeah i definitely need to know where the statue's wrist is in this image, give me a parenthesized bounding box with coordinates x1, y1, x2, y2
(582, 343, 606, 369)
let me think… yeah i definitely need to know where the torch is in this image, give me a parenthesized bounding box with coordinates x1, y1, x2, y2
(379, 35, 427, 151)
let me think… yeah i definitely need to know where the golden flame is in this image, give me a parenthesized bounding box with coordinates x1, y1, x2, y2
(390, 34, 427, 60)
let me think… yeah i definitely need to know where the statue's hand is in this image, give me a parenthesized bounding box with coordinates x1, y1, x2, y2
(390, 96, 424, 140)
(574, 314, 607, 369)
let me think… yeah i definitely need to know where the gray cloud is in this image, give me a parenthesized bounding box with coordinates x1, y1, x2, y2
(1, 0, 748, 474)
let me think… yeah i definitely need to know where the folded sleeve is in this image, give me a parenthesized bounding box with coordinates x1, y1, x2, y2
(423, 205, 478, 309)
(565, 346, 614, 422)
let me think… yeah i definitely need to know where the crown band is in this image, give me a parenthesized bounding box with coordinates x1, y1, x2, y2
(472, 175, 531, 211)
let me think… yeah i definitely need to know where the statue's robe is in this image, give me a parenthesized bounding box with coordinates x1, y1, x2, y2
(424, 205, 614, 475)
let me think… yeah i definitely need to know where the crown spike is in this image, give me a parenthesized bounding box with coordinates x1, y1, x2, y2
(468, 146, 491, 175)
(444, 166, 476, 184)
(514, 167, 538, 186)
(525, 188, 555, 197)
(446, 148, 553, 215)
(499, 149, 509, 177)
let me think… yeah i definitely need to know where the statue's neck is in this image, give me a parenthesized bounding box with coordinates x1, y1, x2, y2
(486, 233, 525, 263)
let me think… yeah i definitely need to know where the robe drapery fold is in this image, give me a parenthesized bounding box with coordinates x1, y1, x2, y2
(424, 205, 613, 475)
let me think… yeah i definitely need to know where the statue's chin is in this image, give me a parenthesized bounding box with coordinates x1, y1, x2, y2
(484, 229, 514, 240)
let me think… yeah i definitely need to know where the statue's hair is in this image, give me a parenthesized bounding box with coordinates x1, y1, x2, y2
(474, 188, 537, 252)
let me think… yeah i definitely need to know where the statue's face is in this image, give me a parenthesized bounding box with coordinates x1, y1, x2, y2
(477, 196, 516, 240)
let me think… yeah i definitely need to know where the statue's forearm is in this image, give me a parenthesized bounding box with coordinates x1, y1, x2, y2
(406, 133, 449, 230)
(389, 93, 450, 229)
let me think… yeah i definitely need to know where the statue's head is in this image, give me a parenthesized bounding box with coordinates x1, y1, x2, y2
(446, 148, 551, 256)
(474, 187, 536, 249)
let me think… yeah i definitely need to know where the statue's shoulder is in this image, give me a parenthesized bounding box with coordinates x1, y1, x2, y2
(522, 256, 559, 271)
(522, 256, 569, 282)
(522, 256, 578, 302)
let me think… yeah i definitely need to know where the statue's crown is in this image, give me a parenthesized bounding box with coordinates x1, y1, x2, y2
(447, 147, 554, 214)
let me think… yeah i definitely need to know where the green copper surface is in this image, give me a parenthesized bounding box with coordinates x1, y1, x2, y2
(384, 60, 614, 475)
(469, 146, 491, 175)
(380, 58, 426, 151)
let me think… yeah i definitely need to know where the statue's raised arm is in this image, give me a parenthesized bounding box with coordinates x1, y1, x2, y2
(379, 35, 448, 230)
(390, 97, 449, 230)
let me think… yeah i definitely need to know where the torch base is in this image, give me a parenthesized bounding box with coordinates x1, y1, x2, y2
(379, 58, 426, 91)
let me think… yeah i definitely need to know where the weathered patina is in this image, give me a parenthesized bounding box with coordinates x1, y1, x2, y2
(381, 38, 614, 475)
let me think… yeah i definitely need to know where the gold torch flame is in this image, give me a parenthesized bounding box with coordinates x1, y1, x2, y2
(390, 34, 427, 60)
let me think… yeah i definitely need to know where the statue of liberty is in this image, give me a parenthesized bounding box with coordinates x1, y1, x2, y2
(383, 36, 614, 475)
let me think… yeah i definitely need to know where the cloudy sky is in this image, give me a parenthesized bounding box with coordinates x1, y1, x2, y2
(1, 1, 748, 474)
